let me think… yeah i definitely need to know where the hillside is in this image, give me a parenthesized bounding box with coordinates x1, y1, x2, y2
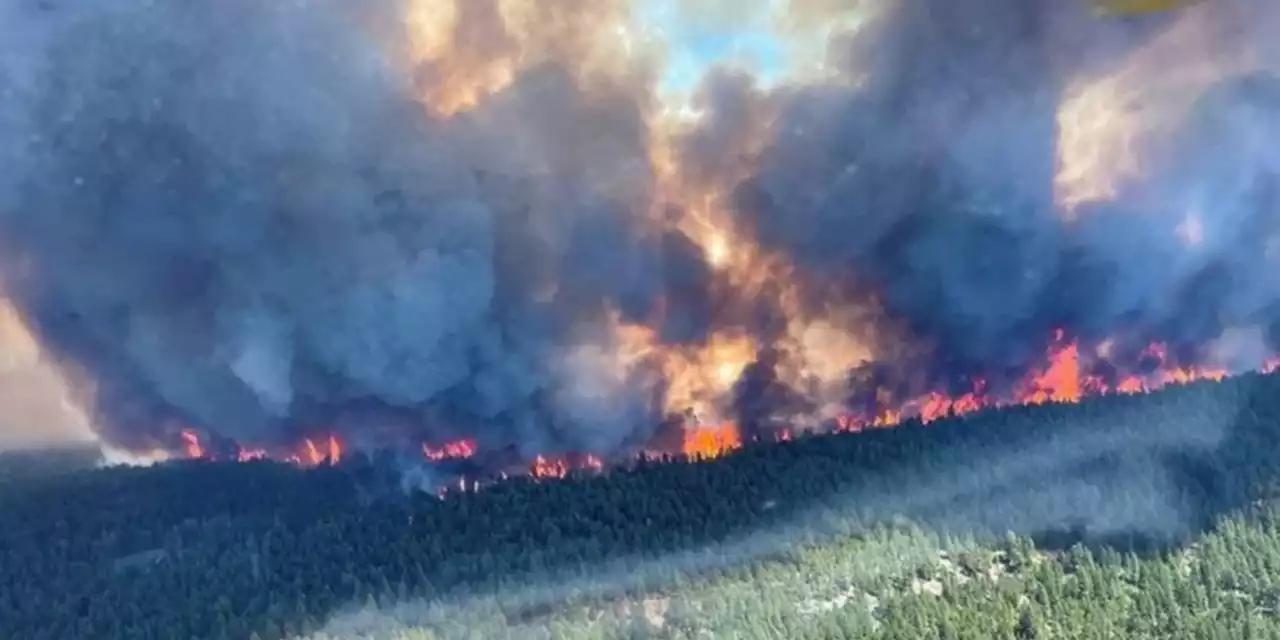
(5, 372, 1280, 639)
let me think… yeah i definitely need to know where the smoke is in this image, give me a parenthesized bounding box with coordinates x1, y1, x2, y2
(0, 0, 676, 455)
(728, 0, 1280, 378)
(1, 0, 1278, 458)
(0, 298, 94, 450)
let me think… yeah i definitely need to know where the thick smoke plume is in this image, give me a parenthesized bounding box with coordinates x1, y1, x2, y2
(0, 0, 1278, 462)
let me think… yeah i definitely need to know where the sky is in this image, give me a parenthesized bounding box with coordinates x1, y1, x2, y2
(632, 0, 791, 96)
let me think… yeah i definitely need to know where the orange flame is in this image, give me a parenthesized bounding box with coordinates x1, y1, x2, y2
(180, 429, 204, 459)
(531, 455, 569, 478)
(682, 423, 742, 459)
(423, 439, 478, 461)
(177, 431, 343, 468)
(172, 327, 1280, 499)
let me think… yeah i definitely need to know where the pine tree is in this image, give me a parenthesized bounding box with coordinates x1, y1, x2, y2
(1014, 607, 1039, 640)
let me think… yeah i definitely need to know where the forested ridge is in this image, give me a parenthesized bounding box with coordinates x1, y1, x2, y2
(5, 372, 1280, 639)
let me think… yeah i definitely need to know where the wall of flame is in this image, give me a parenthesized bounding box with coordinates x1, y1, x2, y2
(0, 0, 1277, 471)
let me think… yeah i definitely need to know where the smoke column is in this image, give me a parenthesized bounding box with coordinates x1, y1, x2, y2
(0, 0, 1278, 461)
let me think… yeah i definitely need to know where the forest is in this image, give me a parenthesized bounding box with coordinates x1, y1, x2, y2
(5, 371, 1280, 639)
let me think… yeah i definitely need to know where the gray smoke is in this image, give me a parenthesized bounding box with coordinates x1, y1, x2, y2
(0, 0, 696, 454)
(713, 0, 1280, 381)
(1, 0, 1279, 458)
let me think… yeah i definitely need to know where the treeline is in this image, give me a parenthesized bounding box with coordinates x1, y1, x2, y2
(3, 372, 1280, 639)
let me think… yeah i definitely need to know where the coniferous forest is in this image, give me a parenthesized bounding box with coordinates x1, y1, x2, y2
(7, 372, 1280, 639)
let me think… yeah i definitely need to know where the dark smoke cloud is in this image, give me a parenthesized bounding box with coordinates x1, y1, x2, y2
(717, 1, 1280, 381)
(0, 0, 693, 455)
(2, 0, 1279, 458)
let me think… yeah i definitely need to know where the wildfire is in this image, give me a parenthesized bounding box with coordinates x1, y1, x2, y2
(682, 423, 742, 459)
(179, 430, 342, 467)
(180, 430, 203, 459)
(423, 440, 478, 461)
(531, 455, 569, 478)
(56, 2, 1280, 500)
(172, 325, 1280, 497)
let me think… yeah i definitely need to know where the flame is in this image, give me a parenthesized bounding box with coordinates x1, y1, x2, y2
(682, 422, 741, 458)
(172, 323, 1277, 499)
(329, 434, 343, 464)
(177, 431, 344, 468)
(1023, 331, 1084, 404)
(383, 1, 1269, 471)
(423, 439, 478, 461)
(180, 430, 204, 459)
(531, 455, 569, 478)
(111, 3, 1280, 498)
(627, 86, 878, 449)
